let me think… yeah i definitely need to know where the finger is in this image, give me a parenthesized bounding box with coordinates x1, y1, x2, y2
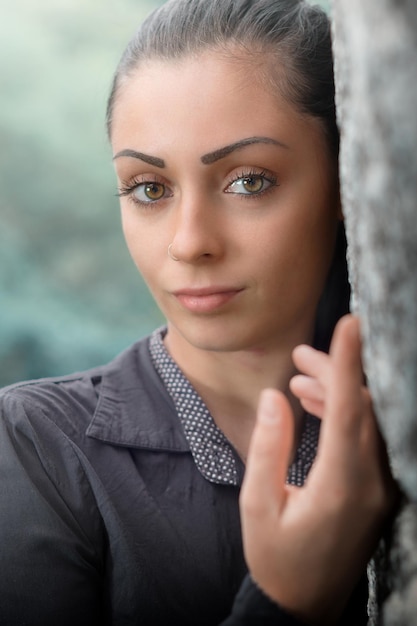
(241, 389, 294, 516)
(290, 375, 325, 418)
(358, 389, 391, 476)
(327, 315, 364, 423)
(292, 344, 330, 380)
(290, 375, 324, 404)
(330, 315, 363, 375)
(299, 397, 325, 418)
(317, 315, 365, 458)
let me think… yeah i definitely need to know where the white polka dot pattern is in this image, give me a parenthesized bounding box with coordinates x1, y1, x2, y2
(286, 414, 320, 487)
(149, 329, 239, 485)
(149, 328, 320, 487)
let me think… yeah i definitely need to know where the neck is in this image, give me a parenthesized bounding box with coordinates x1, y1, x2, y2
(164, 323, 314, 461)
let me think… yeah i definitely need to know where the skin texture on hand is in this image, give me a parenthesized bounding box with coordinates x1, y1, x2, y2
(240, 315, 397, 625)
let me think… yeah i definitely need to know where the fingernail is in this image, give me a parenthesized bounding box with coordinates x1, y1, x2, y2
(258, 389, 279, 423)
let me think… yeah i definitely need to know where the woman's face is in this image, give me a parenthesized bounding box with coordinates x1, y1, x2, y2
(111, 52, 341, 354)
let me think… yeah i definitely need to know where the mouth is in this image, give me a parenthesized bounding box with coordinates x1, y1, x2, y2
(172, 287, 244, 313)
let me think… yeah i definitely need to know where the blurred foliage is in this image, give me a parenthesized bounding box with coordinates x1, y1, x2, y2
(1, 0, 330, 387)
(0, 0, 165, 386)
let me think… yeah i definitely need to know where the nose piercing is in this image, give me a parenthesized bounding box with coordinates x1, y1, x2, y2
(168, 243, 179, 261)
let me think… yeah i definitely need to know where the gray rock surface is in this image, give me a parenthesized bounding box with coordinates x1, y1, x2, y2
(331, 1, 417, 623)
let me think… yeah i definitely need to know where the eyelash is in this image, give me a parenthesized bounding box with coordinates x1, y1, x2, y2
(116, 179, 141, 198)
(116, 176, 170, 209)
(224, 169, 279, 199)
(116, 169, 279, 208)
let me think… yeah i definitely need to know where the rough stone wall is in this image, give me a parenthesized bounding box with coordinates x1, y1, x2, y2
(331, 1, 417, 624)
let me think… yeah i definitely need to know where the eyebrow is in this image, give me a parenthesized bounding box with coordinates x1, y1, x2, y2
(200, 136, 289, 164)
(112, 136, 288, 169)
(112, 149, 165, 169)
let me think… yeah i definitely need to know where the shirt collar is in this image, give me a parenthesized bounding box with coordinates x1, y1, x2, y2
(86, 336, 190, 453)
(148, 328, 241, 486)
(86, 330, 319, 488)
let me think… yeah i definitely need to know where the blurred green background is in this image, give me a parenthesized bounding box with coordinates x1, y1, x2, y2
(0, 0, 330, 387)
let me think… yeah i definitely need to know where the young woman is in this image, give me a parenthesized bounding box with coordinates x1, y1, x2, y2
(0, 1, 395, 624)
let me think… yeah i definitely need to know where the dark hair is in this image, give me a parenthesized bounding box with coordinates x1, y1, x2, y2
(106, 0, 338, 155)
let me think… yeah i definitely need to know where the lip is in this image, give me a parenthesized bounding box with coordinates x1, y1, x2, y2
(172, 286, 244, 313)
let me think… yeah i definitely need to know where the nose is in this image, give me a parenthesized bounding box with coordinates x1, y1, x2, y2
(168, 192, 224, 263)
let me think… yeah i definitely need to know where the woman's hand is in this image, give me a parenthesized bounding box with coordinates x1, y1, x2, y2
(240, 315, 397, 625)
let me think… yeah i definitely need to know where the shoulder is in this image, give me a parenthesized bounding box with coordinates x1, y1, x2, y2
(0, 334, 154, 437)
(0, 329, 185, 461)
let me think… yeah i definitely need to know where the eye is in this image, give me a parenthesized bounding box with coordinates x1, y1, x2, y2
(134, 182, 166, 202)
(225, 171, 277, 196)
(117, 178, 172, 206)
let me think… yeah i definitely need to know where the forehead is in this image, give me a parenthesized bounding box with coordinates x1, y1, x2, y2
(111, 51, 330, 162)
(115, 51, 286, 119)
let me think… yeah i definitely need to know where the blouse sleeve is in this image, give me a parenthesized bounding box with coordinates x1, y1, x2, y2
(220, 575, 309, 626)
(0, 390, 106, 626)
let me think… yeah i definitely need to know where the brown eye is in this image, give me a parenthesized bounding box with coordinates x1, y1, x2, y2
(142, 183, 165, 201)
(117, 178, 172, 206)
(225, 172, 276, 197)
(242, 176, 264, 193)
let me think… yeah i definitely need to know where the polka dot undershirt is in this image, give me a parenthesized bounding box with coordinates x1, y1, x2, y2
(149, 327, 320, 487)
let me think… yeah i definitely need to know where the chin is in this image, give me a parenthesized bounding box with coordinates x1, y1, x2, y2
(173, 318, 265, 354)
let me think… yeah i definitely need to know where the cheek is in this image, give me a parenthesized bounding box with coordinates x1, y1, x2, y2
(259, 203, 339, 299)
(121, 210, 140, 264)
(121, 209, 162, 280)
(295, 215, 339, 300)
(270, 205, 337, 263)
